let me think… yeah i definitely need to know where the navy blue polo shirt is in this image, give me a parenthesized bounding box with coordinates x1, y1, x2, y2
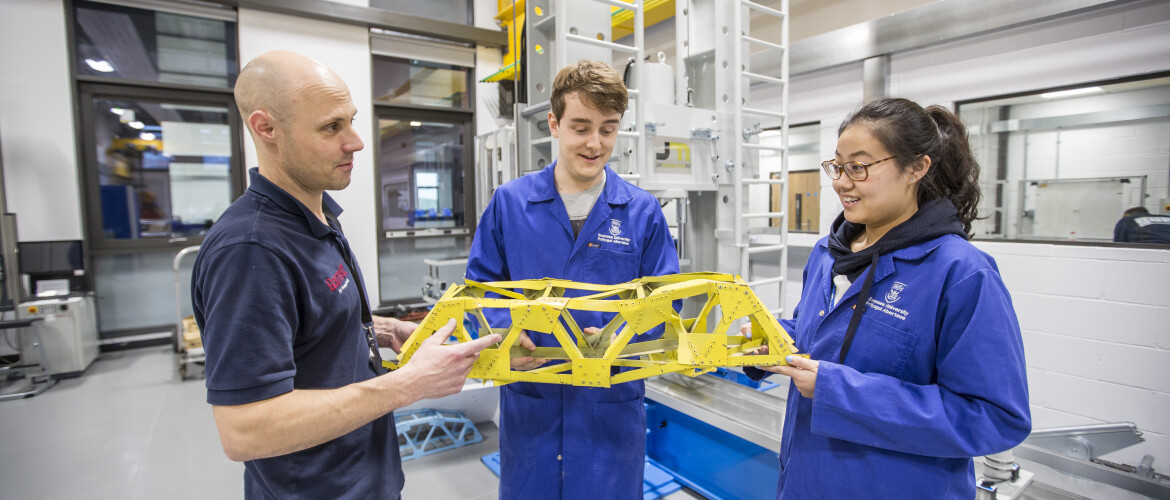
(192, 167, 402, 499)
(1114, 213, 1170, 244)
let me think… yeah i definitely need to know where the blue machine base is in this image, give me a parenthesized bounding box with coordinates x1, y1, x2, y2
(480, 452, 682, 500)
(645, 399, 779, 500)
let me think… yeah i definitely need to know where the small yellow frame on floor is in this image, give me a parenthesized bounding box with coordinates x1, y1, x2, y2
(383, 272, 805, 387)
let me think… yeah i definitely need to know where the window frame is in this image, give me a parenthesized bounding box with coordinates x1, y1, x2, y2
(373, 105, 475, 235)
(955, 71, 1170, 247)
(76, 81, 246, 254)
(373, 99, 475, 307)
(68, 0, 246, 256)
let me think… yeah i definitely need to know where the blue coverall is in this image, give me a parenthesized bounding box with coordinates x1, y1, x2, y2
(752, 233, 1031, 499)
(466, 162, 680, 499)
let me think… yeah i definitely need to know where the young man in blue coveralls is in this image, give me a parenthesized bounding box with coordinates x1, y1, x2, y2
(465, 60, 680, 499)
(192, 51, 500, 499)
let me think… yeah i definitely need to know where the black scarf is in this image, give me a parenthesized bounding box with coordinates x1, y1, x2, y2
(824, 198, 966, 362)
(827, 197, 966, 281)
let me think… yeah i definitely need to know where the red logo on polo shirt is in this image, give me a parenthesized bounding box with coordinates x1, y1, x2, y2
(326, 263, 350, 293)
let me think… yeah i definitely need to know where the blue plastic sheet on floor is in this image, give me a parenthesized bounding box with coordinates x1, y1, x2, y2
(643, 458, 684, 499)
(395, 409, 483, 461)
(479, 452, 682, 499)
(709, 367, 779, 391)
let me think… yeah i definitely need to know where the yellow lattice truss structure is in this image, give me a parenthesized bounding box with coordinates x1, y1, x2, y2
(383, 272, 805, 387)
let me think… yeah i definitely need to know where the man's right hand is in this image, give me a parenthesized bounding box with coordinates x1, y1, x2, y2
(510, 330, 547, 371)
(397, 319, 501, 403)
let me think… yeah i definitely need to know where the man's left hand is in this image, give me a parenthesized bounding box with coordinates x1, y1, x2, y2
(373, 315, 417, 353)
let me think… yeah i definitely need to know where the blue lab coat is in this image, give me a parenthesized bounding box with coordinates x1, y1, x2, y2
(754, 233, 1031, 499)
(466, 162, 680, 499)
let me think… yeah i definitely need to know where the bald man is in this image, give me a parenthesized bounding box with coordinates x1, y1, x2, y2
(191, 51, 500, 499)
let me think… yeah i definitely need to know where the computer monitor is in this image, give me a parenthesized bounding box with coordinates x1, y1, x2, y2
(17, 240, 87, 296)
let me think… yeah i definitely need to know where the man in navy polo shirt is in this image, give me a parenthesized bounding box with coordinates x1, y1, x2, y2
(192, 50, 500, 499)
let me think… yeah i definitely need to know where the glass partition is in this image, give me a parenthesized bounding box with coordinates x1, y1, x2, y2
(378, 118, 467, 231)
(73, 0, 237, 87)
(368, 0, 472, 26)
(373, 55, 471, 109)
(88, 96, 233, 241)
(959, 75, 1170, 243)
(378, 235, 472, 303)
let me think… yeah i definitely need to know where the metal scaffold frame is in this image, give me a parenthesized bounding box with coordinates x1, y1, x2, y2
(479, 0, 791, 320)
(516, 0, 646, 182)
(732, 0, 790, 317)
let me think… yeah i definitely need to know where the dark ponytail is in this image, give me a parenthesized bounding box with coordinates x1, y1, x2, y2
(839, 98, 983, 238)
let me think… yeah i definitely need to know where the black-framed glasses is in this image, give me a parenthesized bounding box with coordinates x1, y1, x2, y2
(821, 155, 898, 181)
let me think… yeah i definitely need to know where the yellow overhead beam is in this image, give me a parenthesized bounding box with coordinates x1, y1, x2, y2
(482, 0, 677, 83)
(611, 0, 675, 41)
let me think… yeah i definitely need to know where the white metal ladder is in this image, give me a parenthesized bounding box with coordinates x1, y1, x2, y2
(731, 0, 789, 318)
(527, 0, 646, 181)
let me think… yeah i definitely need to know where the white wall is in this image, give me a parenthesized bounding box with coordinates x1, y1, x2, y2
(237, 7, 381, 301)
(773, 0, 1170, 466)
(973, 241, 1170, 467)
(0, 0, 83, 241)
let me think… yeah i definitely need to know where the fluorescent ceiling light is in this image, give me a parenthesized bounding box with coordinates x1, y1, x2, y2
(128, 121, 145, 130)
(759, 129, 782, 138)
(110, 107, 126, 115)
(1040, 87, 1103, 99)
(410, 121, 422, 127)
(139, 132, 156, 141)
(85, 58, 114, 73)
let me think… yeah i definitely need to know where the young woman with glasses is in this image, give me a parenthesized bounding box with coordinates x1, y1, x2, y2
(744, 97, 1031, 499)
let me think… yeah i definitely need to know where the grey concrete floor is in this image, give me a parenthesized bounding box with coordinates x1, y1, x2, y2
(0, 346, 702, 499)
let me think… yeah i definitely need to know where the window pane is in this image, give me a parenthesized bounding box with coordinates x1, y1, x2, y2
(368, 0, 470, 25)
(74, 0, 237, 87)
(373, 56, 470, 109)
(379, 118, 466, 231)
(959, 77, 1170, 243)
(94, 250, 186, 333)
(92, 97, 233, 240)
(378, 235, 471, 304)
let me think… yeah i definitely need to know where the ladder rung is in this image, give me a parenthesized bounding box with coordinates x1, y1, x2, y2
(742, 178, 785, 185)
(520, 100, 551, 118)
(627, 89, 640, 96)
(743, 107, 786, 120)
(590, 0, 641, 11)
(743, 211, 784, 219)
(747, 244, 785, 254)
(769, 307, 784, 317)
(742, 71, 784, 85)
(532, 15, 555, 31)
(742, 36, 784, 52)
(617, 131, 640, 138)
(565, 33, 639, 54)
(748, 276, 785, 287)
(743, 143, 787, 152)
(743, 0, 785, 19)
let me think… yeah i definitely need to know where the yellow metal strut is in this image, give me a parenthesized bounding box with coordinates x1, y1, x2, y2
(383, 272, 806, 387)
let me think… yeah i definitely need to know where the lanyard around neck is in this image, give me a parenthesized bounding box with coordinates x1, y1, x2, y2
(322, 205, 386, 375)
